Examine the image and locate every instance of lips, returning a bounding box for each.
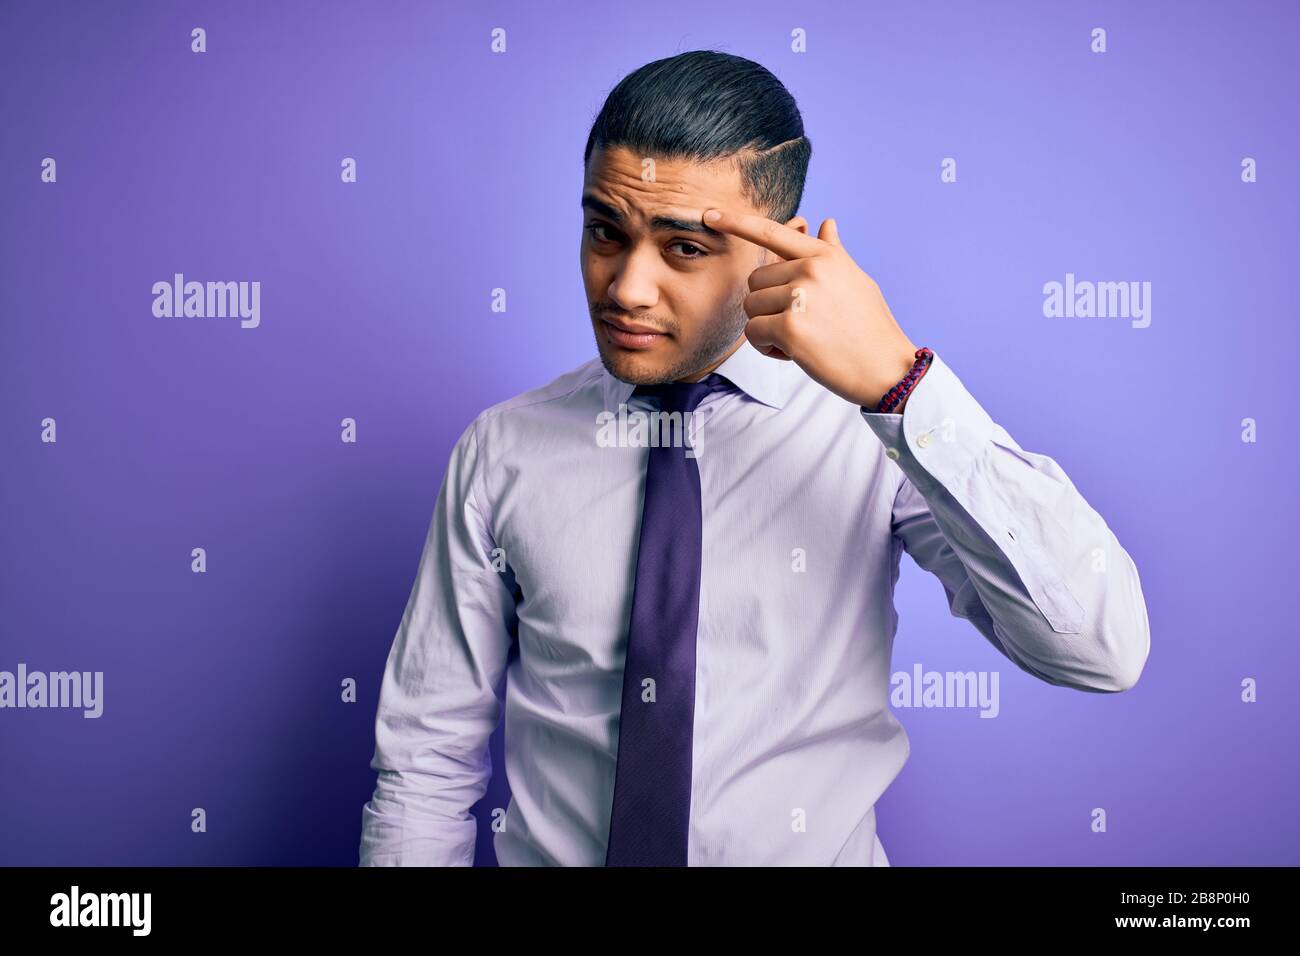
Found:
[600,317,667,350]
[601,315,665,335]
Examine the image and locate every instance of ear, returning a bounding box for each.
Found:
[784,215,810,235]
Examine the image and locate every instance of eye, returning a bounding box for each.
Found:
[669,240,707,259]
[586,222,619,244]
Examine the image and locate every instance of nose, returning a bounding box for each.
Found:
[605,245,661,313]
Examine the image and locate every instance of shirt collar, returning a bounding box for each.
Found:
[600,336,795,412]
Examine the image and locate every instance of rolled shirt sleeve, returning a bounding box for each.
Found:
[359,416,518,865]
[860,352,1150,693]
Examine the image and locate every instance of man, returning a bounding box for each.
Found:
[358,50,1150,867]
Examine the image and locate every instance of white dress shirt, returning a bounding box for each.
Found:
[358,338,1150,866]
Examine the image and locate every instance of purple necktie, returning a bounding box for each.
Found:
[605,373,733,867]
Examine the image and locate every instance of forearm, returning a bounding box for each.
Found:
[862,352,1150,691]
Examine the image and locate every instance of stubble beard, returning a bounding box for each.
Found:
[595,283,750,386]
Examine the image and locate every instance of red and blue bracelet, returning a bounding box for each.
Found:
[875,347,934,413]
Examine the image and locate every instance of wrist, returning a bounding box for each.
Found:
[870,346,934,415]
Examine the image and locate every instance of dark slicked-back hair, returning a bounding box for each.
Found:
[583,50,812,225]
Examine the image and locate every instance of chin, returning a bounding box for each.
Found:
[598,344,675,386]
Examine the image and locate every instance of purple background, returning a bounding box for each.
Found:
[1,0,1296,866]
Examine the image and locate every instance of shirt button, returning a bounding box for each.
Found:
[885,447,900,460]
[916,433,932,448]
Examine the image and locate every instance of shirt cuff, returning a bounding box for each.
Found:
[858,351,997,497]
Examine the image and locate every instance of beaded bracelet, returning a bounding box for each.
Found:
[875,347,934,414]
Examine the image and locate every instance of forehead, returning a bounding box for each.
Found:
[582,144,757,224]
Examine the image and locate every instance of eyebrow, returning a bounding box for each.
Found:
[581,193,729,241]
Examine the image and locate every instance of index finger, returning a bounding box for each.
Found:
[702,208,826,260]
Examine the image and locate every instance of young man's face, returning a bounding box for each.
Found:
[580,144,807,385]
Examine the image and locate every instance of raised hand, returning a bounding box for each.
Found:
[703,208,921,411]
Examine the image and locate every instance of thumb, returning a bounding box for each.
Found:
[818,217,842,247]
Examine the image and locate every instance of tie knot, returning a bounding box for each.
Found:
[632,373,733,413]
